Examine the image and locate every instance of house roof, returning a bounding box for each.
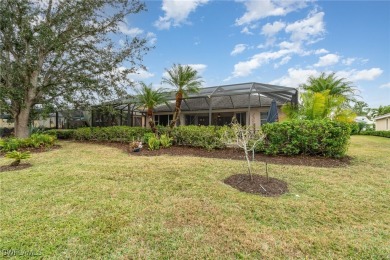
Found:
[374,113,390,120]
[102,82,298,112]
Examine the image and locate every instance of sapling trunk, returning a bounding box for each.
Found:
[10,159,21,167]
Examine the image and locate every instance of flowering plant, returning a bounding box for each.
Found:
[129,141,143,151]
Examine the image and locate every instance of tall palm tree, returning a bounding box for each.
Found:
[136,82,166,134]
[301,72,358,104]
[161,64,203,128]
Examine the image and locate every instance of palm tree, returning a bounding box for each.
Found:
[161,64,203,128]
[301,72,358,104]
[281,90,356,122]
[136,82,166,134]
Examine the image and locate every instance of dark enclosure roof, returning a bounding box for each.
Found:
[104,82,298,112]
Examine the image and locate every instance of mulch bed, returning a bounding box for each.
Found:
[84,141,351,168]
[224,174,288,197]
[0,163,32,172]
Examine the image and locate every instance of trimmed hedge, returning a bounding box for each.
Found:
[73,126,152,142]
[258,120,351,158]
[359,131,390,138]
[170,125,230,150]
[45,129,75,139]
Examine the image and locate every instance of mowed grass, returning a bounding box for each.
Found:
[0,136,389,259]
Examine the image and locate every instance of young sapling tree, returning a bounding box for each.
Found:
[225,118,265,181]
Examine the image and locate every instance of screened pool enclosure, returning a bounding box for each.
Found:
[91,82,298,128]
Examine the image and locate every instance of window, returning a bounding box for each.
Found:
[198,116,209,126]
[235,112,246,126]
[134,116,142,126]
[260,112,268,126]
[154,115,173,126]
[185,115,196,125]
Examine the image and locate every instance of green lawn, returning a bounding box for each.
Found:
[1,136,389,259]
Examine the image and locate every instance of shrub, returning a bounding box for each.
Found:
[45,129,75,139]
[160,134,173,148]
[142,132,155,144]
[349,122,360,135]
[5,151,31,166]
[28,133,56,148]
[259,120,351,158]
[359,131,390,138]
[73,126,152,142]
[171,125,230,150]
[0,134,56,152]
[148,136,160,150]
[0,127,13,138]
[1,138,23,152]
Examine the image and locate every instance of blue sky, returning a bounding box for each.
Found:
[118,0,390,108]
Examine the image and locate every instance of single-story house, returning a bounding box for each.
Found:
[374,113,390,131]
[91,82,298,129]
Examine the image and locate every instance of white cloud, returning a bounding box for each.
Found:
[270,68,320,87]
[118,23,143,37]
[380,82,390,88]
[229,49,293,78]
[336,68,383,81]
[146,32,157,45]
[342,58,356,66]
[285,11,325,44]
[241,26,254,35]
[118,39,125,47]
[314,53,340,67]
[231,44,247,56]
[128,68,155,81]
[279,41,302,52]
[314,48,329,55]
[261,21,286,37]
[274,56,291,68]
[235,0,308,26]
[271,67,383,87]
[154,0,209,30]
[188,64,207,74]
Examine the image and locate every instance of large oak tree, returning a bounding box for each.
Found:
[0,0,151,137]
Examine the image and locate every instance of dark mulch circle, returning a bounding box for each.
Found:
[224,174,288,197]
[85,141,351,168]
[0,163,32,172]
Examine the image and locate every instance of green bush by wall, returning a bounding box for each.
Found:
[170,125,230,150]
[45,129,75,139]
[259,120,351,158]
[72,126,152,142]
[359,131,390,138]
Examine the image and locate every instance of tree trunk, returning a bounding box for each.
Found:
[169,92,182,129]
[14,107,31,138]
[147,108,157,134]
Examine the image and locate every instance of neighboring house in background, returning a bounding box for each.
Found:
[374,113,390,131]
[0,111,90,130]
[354,116,374,125]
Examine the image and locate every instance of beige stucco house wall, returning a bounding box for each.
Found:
[374,113,390,131]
